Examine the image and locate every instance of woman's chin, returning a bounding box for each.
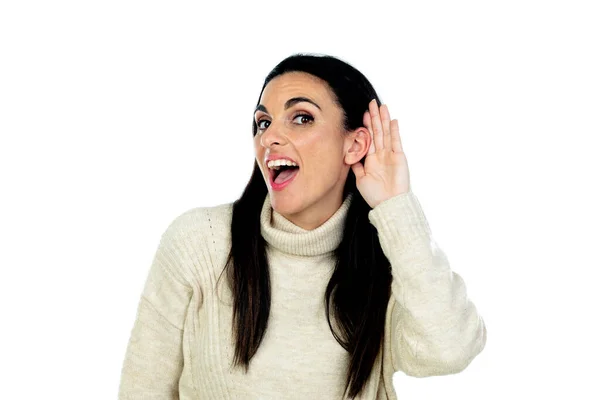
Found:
[270,193,300,212]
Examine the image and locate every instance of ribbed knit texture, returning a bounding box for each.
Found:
[118,190,487,399]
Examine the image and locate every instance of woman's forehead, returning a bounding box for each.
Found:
[262,73,329,100]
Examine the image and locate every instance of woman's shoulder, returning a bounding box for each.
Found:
[155,201,235,291]
[164,200,234,245]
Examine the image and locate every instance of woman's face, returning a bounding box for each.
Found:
[253,71,370,230]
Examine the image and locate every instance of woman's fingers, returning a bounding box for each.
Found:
[391,119,403,153]
[369,99,384,151]
[380,104,392,150]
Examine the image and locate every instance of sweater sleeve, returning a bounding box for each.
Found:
[368,190,487,377]
[118,214,194,399]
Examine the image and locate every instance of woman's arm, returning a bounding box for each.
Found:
[118,217,194,399]
[368,190,487,377]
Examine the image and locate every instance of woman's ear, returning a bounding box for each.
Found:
[344,127,371,166]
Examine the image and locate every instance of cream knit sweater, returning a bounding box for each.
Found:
[118,190,487,399]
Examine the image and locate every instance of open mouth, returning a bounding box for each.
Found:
[270,164,300,184]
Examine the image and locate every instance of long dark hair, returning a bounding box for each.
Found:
[216,53,392,399]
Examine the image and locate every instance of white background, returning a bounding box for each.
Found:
[1,0,599,398]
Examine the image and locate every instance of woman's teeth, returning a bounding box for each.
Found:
[267,159,298,169]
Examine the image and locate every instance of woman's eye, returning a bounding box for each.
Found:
[256,113,314,133]
[257,119,269,130]
[292,114,314,125]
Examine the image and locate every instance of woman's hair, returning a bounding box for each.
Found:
[216,53,391,399]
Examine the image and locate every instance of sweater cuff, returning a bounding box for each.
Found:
[367,190,432,254]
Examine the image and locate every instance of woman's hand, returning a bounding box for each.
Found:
[351,99,411,208]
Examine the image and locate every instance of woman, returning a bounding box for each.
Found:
[118,53,487,400]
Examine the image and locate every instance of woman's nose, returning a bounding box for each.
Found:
[260,120,287,148]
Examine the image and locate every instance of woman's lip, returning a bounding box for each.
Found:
[264,155,299,165]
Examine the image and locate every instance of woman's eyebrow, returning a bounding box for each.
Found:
[254,96,322,115]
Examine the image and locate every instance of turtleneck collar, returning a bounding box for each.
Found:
[259,192,354,257]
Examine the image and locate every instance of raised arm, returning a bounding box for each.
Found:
[368,190,487,377]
